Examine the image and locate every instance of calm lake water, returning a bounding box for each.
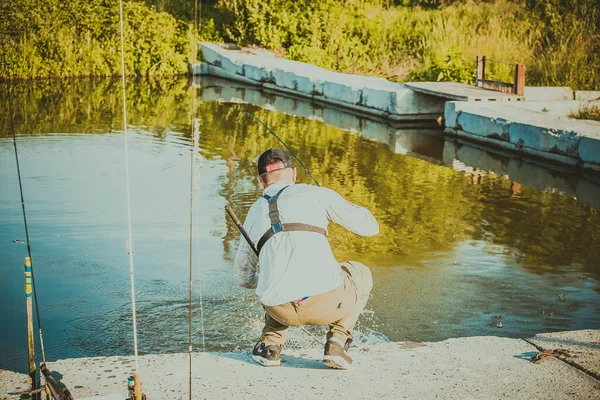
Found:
[1,77,599,373]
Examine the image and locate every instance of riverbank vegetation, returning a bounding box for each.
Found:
[0,0,191,79]
[1,0,598,90]
[570,105,600,122]
[198,0,599,89]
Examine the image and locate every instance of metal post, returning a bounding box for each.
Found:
[24,256,37,395]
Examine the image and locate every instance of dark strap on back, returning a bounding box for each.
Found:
[256,186,327,253]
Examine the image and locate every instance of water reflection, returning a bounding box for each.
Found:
[1,77,599,373]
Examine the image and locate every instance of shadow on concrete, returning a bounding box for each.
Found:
[513,351,537,361]
[218,351,329,370]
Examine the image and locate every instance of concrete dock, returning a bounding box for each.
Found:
[193,42,600,173]
[1,330,599,399]
[445,100,600,173]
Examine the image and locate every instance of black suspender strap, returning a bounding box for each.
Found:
[265,186,288,234]
[256,186,327,254]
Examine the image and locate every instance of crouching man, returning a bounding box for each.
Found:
[234,148,379,369]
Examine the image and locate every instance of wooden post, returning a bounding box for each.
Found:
[514,63,526,96]
[476,56,482,86]
[476,56,486,87]
[24,256,37,394]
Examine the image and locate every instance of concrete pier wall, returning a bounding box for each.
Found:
[444,101,600,172]
[443,139,600,209]
[194,42,600,173]
[196,42,445,122]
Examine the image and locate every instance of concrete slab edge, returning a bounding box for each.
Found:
[523,338,600,382]
[445,128,582,168]
[447,136,582,177]
[583,162,600,174]
[193,45,443,122]
[261,83,437,122]
[193,70,436,123]
[205,64,263,87]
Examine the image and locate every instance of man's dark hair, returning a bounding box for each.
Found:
[257,148,293,176]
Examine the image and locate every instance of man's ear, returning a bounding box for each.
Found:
[257,176,267,189]
[292,168,297,183]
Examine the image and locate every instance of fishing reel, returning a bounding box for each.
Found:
[127,374,147,400]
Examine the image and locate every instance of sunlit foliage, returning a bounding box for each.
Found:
[0,1,191,78]
[206,0,599,89]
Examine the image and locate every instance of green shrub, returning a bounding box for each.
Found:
[408,48,475,84]
[525,0,600,90]
[210,0,535,82]
[0,0,190,79]
[2,0,599,89]
[570,105,600,122]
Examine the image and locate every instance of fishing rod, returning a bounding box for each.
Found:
[242,112,320,187]
[226,205,258,256]
[226,113,321,254]
[5,49,48,398]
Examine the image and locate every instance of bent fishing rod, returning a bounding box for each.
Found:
[242,112,320,187]
[226,112,320,253]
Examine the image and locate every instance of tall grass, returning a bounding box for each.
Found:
[205,0,598,89]
[2,0,598,89]
[206,0,536,84]
[525,0,600,90]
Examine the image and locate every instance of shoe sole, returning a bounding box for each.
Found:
[252,354,280,367]
[322,355,350,370]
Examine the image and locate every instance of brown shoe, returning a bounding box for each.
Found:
[252,341,281,367]
[323,337,352,369]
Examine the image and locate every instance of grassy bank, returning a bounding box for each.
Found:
[201,0,533,84]
[196,0,599,89]
[1,0,598,90]
[570,105,600,122]
[0,0,191,79]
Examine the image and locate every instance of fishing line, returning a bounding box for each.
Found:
[4,44,48,373]
[187,63,195,400]
[187,1,207,397]
[118,0,140,375]
[241,112,320,186]
[187,104,195,400]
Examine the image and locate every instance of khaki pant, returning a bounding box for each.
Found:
[261,261,373,346]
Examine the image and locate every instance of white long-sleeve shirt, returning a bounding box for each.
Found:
[234,180,379,306]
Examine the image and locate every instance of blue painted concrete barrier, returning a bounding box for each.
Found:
[445,101,600,172]
[194,42,445,122]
